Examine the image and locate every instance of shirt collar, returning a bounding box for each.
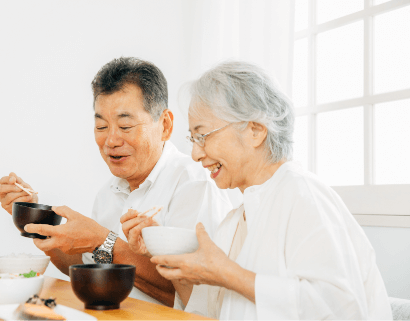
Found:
[243,161,295,230]
[144,141,176,186]
[110,141,177,195]
[243,161,294,196]
[111,176,131,195]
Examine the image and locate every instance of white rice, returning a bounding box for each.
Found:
[0,273,25,279]
[3,253,33,259]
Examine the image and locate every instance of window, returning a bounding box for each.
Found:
[292,0,410,227]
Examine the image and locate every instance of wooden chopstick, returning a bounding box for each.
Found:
[14,182,38,196]
[136,207,156,217]
[15,183,37,194]
[136,206,162,217]
[150,207,163,220]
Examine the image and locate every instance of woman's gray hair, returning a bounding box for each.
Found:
[188,61,295,163]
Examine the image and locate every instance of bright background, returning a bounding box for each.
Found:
[0,0,192,281]
[1,0,410,299]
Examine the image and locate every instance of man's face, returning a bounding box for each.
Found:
[94,84,164,183]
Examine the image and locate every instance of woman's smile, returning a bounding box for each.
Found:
[206,162,223,179]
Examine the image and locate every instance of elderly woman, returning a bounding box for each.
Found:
[121,61,392,320]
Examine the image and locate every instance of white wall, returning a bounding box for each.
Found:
[363,226,410,299]
[0,0,190,281]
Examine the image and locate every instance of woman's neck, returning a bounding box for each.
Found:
[238,159,286,193]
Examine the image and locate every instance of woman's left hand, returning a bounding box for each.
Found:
[150,223,233,287]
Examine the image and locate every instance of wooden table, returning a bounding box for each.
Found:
[41,277,212,320]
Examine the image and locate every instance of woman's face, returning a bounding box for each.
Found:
[188,104,254,191]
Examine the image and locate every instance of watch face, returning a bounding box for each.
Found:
[94,250,112,264]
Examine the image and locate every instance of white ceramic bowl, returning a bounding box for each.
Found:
[0,275,45,304]
[142,226,199,256]
[0,255,50,274]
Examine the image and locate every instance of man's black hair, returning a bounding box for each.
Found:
[91,57,168,121]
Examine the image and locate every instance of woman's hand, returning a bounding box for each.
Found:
[120,208,161,257]
[150,223,234,287]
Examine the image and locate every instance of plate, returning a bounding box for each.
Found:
[0,303,96,320]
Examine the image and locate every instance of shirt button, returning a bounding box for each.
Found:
[250,187,255,192]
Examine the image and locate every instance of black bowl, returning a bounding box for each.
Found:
[69,264,136,310]
[12,202,62,240]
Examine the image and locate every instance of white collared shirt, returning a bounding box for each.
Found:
[82,141,232,305]
[180,161,392,320]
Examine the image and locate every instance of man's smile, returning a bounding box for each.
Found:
[107,154,131,163]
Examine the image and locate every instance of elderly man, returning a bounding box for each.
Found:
[0,57,232,307]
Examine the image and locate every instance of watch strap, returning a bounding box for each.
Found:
[92,231,118,263]
[100,231,118,253]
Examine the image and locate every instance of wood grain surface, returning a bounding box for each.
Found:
[40,277,212,320]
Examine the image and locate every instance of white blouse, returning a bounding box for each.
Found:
[178,161,392,320]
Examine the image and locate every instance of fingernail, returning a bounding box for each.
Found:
[24,225,29,232]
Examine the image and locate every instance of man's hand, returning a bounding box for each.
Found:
[24,205,109,255]
[0,172,38,214]
[120,208,160,257]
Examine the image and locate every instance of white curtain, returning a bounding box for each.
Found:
[183,0,295,95]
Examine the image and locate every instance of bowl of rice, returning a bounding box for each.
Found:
[0,273,44,304]
[0,253,50,275]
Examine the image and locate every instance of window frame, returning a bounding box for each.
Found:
[293,0,410,227]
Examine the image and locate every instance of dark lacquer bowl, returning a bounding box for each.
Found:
[12,202,62,240]
[69,264,136,310]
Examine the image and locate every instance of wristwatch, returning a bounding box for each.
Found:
[92,231,118,264]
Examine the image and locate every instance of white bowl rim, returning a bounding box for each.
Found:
[142,226,196,234]
[0,275,44,282]
[0,255,50,260]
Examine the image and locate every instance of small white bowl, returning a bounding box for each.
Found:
[0,255,50,274]
[0,275,45,304]
[142,226,199,256]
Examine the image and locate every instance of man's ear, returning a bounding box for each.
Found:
[249,122,267,148]
[161,109,174,141]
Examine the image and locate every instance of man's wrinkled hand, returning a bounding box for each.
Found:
[24,205,109,255]
[0,172,38,215]
[120,208,160,257]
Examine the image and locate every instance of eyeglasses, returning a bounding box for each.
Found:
[186,123,232,148]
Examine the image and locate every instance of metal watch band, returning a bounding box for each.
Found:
[100,231,118,253]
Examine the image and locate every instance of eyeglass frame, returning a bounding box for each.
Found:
[186,123,232,147]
